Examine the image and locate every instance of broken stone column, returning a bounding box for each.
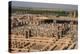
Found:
[73,11,76,18]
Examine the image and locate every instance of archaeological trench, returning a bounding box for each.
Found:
[9,5,78,52]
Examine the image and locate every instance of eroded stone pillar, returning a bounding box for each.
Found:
[73,11,76,18]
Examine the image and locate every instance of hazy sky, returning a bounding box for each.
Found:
[11,1,78,11]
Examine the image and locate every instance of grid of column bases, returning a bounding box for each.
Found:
[9,11,78,53]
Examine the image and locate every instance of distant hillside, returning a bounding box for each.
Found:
[11,1,78,11]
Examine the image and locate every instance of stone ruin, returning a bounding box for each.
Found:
[9,14,78,52]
